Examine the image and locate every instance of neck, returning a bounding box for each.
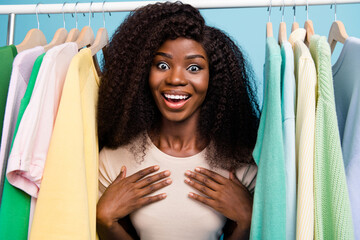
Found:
[150,111,207,157]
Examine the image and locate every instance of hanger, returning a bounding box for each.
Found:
[266,0,273,38]
[304,0,314,46]
[89,1,109,56]
[43,3,68,51]
[75,2,95,49]
[278,0,287,45]
[328,1,348,54]
[65,2,80,43]
[291,2,299,32]
[16,3,47,53]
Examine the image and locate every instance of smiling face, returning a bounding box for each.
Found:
[149,37,209,123]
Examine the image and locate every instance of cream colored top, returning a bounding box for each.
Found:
[290,28,317,240]
[99,137,257,240]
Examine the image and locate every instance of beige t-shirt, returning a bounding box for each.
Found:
[99,137,257,240]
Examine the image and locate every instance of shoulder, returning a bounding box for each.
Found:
[235,163,257,194]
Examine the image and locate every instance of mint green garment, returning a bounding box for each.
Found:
[280,41,296,240]
[0,53,45,240]
[309,35,354,240]
[0,45,17,144]
[250,37,286,240]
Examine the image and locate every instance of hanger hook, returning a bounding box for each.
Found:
[35,3,41,29]
[75,2,79,29]
[267,0,272,23]
[293,0,296,22]
[102,1,106,28]
[306,0,309,21]
[281,0,285,22]
[89,1,93,27]
[62,2,66,29]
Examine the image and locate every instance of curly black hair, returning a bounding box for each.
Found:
[97,1,260,170]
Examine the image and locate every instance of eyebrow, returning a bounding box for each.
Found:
[155,52,206,60]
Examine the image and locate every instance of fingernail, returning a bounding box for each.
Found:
[184,178,191,183]
[161,193,167,199]
[185,170,191,176]
[164,170,170,176]
[154,165,160,170]
[195,167,201,172]
[166,178,172,184]
[188,192,194,197]
[121,166,125,172]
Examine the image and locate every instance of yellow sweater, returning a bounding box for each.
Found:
[29,48,99,240]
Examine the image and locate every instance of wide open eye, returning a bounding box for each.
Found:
[157,62,170,70]
[187,65,202,72]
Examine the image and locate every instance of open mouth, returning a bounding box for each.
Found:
[161,93,191,109]
[162,93,191,103]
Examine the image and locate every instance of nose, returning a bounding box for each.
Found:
[165,66,188,86]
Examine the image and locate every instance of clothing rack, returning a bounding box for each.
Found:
[1,0,360,45]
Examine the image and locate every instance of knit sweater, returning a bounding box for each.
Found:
[310,34,354,240]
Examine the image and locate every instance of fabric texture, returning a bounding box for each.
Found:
[7,43,77,198]
[280,41,297,240]
[0,44,17,203]
[332,37,360,239]
[0,46,43,204]
[29,48,99,240]
[250,37,286,240]
[290,29,317,240]
[99,136,257,240]
[0,53,44,240]
[0,45,17,144]
[310,34,354,240]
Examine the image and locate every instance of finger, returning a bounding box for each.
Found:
[194,167,226,185]
[184,177,217,199]
[128,165,160,182]
[136,170,171,188]
[141,178,172,196]
[136,193,167,208]
[114,166,127,183]
[229,171,243,186]
[185,170,220,191]
[188,192,217,209]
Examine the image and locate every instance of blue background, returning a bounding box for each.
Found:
[1,0,360,105]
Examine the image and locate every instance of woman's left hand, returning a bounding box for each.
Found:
[184,167,253,230]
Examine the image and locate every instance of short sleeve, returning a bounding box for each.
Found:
[235,164,257,194]
[98,149,113,197]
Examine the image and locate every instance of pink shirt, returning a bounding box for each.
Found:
[6,43,78,197]
[0,46,44,194]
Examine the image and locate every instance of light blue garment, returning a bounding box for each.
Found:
[332,36,360,240]
[280,41,296,240]
[251,37,286,240]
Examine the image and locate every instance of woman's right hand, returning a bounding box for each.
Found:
[97,165,172,229]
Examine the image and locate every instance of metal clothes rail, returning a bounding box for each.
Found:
[1,0,360,44]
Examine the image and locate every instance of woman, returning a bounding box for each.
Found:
[96,2,260,239]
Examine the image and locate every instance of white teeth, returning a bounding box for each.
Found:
[164,94,189,100]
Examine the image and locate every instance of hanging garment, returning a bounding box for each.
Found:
[0,53,44,240]
[251,36,286,240]
[29,48,99,240]
[280,40,297,240]
[0,45,17,144]
[331,36,360,240]
[310,34,354,240]
[6,43,78,198]
[289,28,317,240]
[0,46,44,205]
